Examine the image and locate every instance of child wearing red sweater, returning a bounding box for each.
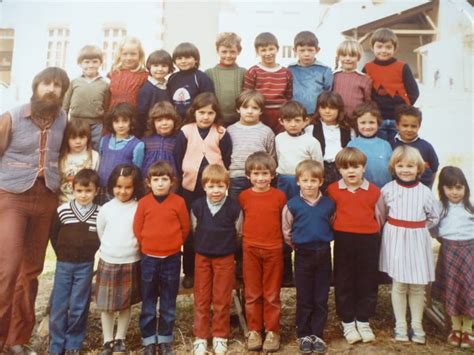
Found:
[327,147,383,345]
[133,161,190,355]
[239,152,287,352]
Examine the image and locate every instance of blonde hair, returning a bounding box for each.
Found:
[295,160,324,180]
[77,45,103,64]
[111,36,146,73]
[201,164,230,187]
[389,146,425,177]
[215,32,242,52]
[336,39,363,69]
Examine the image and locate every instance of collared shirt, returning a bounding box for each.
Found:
[74,200,94,216]
[394,133,419,144]
[82,74,102,83]
[206,196,227,216]
[337,178,370,193]
[148,76,167,90]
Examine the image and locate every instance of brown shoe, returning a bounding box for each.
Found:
[461,332,474,348]
[246,330,262,351]
[447,330,461,346]
[263,331,280,352]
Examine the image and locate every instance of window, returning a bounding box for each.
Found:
[46,26,69,68]
[102,25,127,71]
[0,28,14,85]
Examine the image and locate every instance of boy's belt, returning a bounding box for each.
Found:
[387,216,426,228]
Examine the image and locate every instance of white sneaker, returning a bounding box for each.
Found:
[341,321,362,344]
[356,321,375,343]
[193,338,208,355]
[212,337,228,355]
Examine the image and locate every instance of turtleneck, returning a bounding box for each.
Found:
[395,177,419,188]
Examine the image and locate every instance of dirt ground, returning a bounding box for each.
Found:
[26,245,471,355]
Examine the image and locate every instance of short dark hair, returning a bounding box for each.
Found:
[146,49,174,73]
[254,32,279,50]
[105,103,138,136]
[313,91,349,129]
[186,92,223,127]
[147,160,176,181]
[147,101,180,135]
[293,31,319,48]
[352,102,383,128]
[173,42,200,68]
[280,100,307,120]
[335,147,367,169]
[370,27,398,49]
[235,90,265,111]
[77,45,103,64]
[32,67,70,99]
[245,151,277,176]
[73,168,100,189]
[107,164,144,200]
[395,104,422,124]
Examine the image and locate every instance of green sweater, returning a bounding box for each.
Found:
[205,65,246,126]
[62,76,110,124]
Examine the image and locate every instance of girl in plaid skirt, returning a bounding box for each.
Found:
[432,166,474,349]
[96,164,144,354]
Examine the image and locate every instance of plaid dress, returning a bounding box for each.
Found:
[95,259,141,311]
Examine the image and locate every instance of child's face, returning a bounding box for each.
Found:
[204,181,228,203]
[175,56,197,71]
[238,99,262,126]
[295,45,319,66]
[121,43,140,70]
[279,116,308,136]
[80,58,102,79]
[150,64,170,81]
[443,184,466,204]
[148,175,172,196]
[195,104,217,129]
[297,171,322,199]
[217,45,240,66]
[113,116,131,139]
[318,106,338,125]
[248,169,273,192]
[339,164,365,189]
[339,53,359,72]
[73,182,98,206]
[396,114,420,142]
[394,159,418,182]
[356,112,379,138]
[256,45,278,68]
[113,176,134,202]
[153,117,175,136]
[372,41,396,62]
[68,135,88,154]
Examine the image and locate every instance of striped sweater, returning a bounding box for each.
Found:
[49,201,100,262]
[243,64,292,108]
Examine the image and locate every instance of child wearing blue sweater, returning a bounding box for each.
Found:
[347,102,392,188]
[282,160,335,354]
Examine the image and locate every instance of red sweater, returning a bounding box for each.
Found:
[133,193,190,256]
[327,180,381,234]
[239,187,287,249]
[108,69,148,109]
[243,65,292,107]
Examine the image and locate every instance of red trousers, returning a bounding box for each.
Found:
[0,180,57,348]
[262,107,284,135]
[193,253,235,338]
[243,244,283,333]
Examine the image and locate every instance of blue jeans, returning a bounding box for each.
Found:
[140,253,181,345]
[90,122,103,151]
[277,175,300,200]
[49,261,94,353]
[229,177,251,199]
[294,246,331,338]
[377,119,397,142]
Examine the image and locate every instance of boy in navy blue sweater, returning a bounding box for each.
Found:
[190,164,242,355]
[282,160,334,354]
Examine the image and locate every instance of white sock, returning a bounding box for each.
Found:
[408,284,425,334]
[101,311,115,343]
[116,308,132,340]
[391,281,408,332]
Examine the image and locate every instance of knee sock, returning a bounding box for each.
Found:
[101,311,115,343]
[408,284,425,334]
[461,316,473,333]
[391,281,408,332]
[116,308,132,340]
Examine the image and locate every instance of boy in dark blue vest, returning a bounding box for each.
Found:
[190,164,242,355]
[282,160,335,354]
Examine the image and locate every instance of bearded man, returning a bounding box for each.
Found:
[0,67,70,354]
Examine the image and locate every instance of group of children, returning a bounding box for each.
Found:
[48,26,473,355]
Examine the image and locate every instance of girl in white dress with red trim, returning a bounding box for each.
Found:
[379,146,440,345]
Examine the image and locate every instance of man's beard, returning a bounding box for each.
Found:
[31,92,62,120]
